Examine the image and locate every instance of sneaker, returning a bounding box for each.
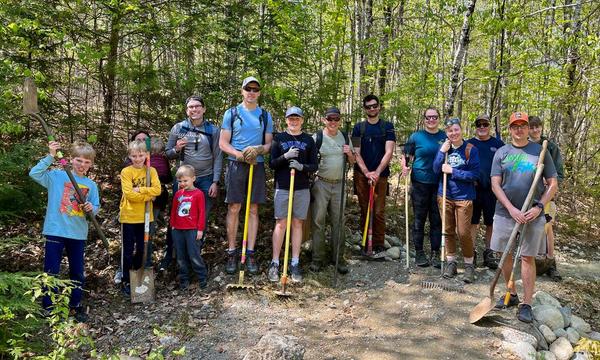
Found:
[431,250,441,269]
[114,270,123,284]
[483,249,498,270]
[69,307,88,323]
[159,258,171,272]
[415,250,430,267]
[495,293,520,309]
[546,258,562,281]
[121,283,131,297]
[443,261,458,278]
[517,303,534,323]
[246,252,259,275]
[268,262,279,282]
[309,262,322,272]
[463,264,475,283]
[225,250,237,275]
[290,264,303,283]
[179,281,190,290]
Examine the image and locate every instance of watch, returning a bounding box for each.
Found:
[534,202,544,209]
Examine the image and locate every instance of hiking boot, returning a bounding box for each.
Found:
[495,293,519,309]
[431,250,441,269]
[225,250,237,275]
[415,250,430,267]
[246,252,259,275]
[546,258,562,281]
[290,264,303,283]
[69,307,88,323]
[121,283,131,297]
[463,263,475,284]
[268,262,279,282]
[483,249,498,270]
[517,303,534,323]
[309,262,322,272]
[443,261,458,279]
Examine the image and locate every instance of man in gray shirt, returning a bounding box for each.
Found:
[166,95,223,219]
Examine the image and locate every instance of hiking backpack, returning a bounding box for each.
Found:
[229,105,269,145]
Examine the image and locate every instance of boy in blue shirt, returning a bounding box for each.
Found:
[29,141,100,323]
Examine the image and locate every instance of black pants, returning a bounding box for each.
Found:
[411,180,442,252]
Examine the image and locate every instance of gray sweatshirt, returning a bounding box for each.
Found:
[165,118,223,183]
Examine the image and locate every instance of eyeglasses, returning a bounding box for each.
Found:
[425,115,439,121]
[364,104,379,110]
[510,124,528,130]
[244,87,260,93]
[445,118,461,127]
[326,117,341,122]
[187,104,203,109]
[476,122,490,128]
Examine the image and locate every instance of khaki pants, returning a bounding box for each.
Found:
[437,197,474,258]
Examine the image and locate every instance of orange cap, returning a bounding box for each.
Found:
[509,112,529,126]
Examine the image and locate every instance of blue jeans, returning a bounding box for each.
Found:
[411,180,442,252]
[172,229,207,285]
[43,235,85,310]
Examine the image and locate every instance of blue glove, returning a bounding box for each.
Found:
[289,160,304,171]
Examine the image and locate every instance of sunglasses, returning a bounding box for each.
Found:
[445,118,461,127]
[244,87,260,93]
[364,104,379,110]
[425,115,439,120]
[476,122,490,128]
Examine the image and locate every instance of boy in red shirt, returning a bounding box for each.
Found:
[170,165,207,290]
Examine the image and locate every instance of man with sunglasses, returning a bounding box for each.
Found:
[219,77,274,275]
[467,114,504,270]
[310,107,355,273]
[402,107,447,268]
[352,95,396,257]
[490,112,557,323]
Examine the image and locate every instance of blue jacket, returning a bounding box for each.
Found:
[432,142,480,200]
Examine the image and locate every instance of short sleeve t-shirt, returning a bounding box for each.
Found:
[467,136,504,188]
[352,120,396,177]
[490,141,557,218]
[221,104,274,162]
[405,130,447,184]
[313,131,347,180]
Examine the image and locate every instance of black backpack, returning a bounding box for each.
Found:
[177,120,215,161]
[229,105,269,145]
[315,129,350,164]
[358,119,387,140]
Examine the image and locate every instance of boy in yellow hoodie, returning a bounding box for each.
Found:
[119,139,161,295]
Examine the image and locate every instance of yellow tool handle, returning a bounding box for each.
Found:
[241,164,254,263]
[281,169,295,282]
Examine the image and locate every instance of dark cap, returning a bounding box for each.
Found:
[474,114,490,126]
[324,107,341,117]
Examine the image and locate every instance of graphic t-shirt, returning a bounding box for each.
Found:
[170,188,205,231]
[432,142,480,200]
[490,142,557,218]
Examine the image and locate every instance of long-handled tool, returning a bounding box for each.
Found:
[23,78,110,253]
[503,223,528,306]
[333,122,351,287]
[440,153,448,275]
[361,182,376,256]
[227,164,255,290]
[470,140,548,323]
[275,168,296,297]
[130,137,155,303]
[404,154,412,269]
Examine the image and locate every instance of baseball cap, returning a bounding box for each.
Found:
[474,114,490,126]
[324,106,341,117]
[285,106,304,118]
[509,112,529,126]
[242,76,260,89]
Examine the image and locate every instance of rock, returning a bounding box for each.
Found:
[502,328,538,348]
[385,235,402,247]
[549,337,573,360]
[554,328,567,338]
[571,351,590,360]
[353,245,362,252]
[214,276,222,283]
[570,316,591,335]
[386,246,401,259]
[384,240,391,249]
[533,291,562,308]
[503,341,537,360]
[159,336,179,346]
[533,305,565,331]
[585,331,600,341]
[566,327,581,345]
[119,357,142,360]
[559,307,572,328]
[539,324,557,343]
[536,351,556,360]
[243,331,305,360]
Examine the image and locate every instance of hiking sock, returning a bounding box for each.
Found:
[291,258,299,266]
[271,260,280,266]
[446,255,456,263]
[464,257,474,264]
[246,249,255,256]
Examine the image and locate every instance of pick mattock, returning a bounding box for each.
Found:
[130,137,155,303]
[332,121,351,287]
[23,78,110,255]
[440,152,448,275]
[469,140,548,324]
[275,168,296,297]
[503,223,528,307]
[227,164,256,290]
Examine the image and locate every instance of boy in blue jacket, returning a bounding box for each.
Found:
[29,141,100,323]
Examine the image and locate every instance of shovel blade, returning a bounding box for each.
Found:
[23,78,39,115]
[469,296,494,324]
[129,268,155,303]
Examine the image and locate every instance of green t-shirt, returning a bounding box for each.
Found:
[313,131,347,180]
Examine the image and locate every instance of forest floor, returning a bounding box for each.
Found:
[2,185,599,359]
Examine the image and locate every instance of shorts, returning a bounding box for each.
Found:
[490,215,546,257]
[471,186,496,225]
[225,161,267,204]
[274,188,310,220]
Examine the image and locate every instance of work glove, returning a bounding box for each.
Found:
[235,154,246,163]
[283,147,299,160]
[242,146,258,164]
[289,160,304,171]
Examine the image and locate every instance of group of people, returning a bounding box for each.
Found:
[31,76,564,325]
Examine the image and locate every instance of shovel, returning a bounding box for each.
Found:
[130,137,155,303]
[275,168,296,297]
[23,78,111,255]
[503,224,528,306]
[469,140,548,323]
[226,164,255,290]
